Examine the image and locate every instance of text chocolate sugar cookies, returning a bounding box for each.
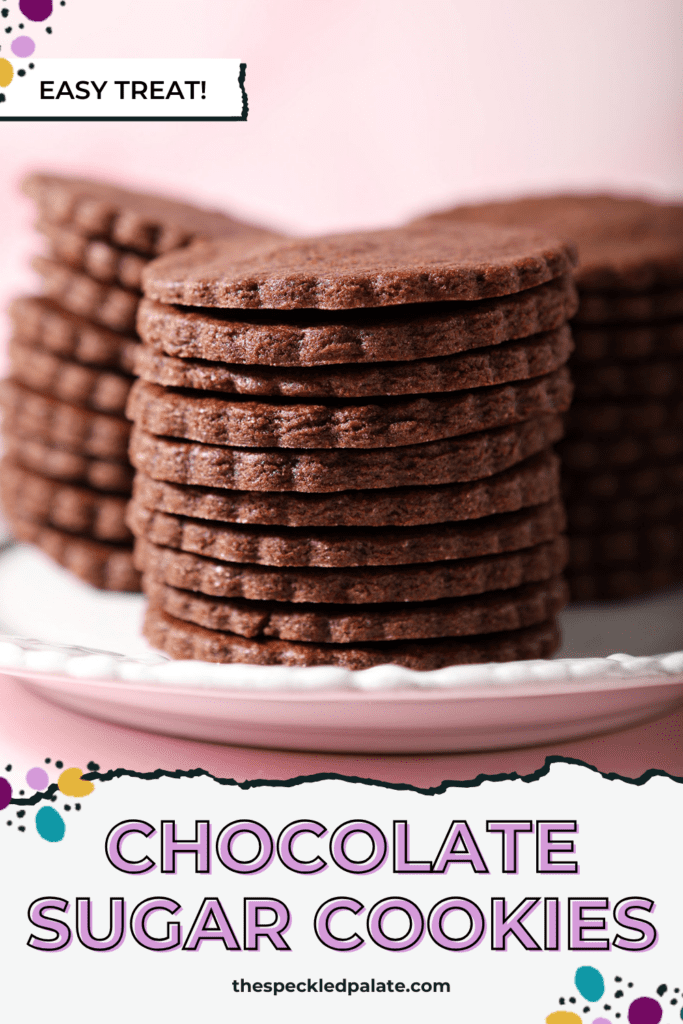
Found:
[130,222,576,665]
[415,195,683,600]
[1,173,282,590]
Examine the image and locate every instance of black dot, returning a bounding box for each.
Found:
[676,989,680,994]
[671,1000,678,1006]
[0,93,5,103]
[45,26,51,33]
[0,8,7,16]
[604,1006,611,1012]
[559,999,565,1005]
[615,977,622,983]
[657,985,668,997]
[87,762,99,772]
[19,790,24,795]
[45,758,51,764]
[16,810,25,818]
[5,26,11,33]
[628,983,634,988]
[6,820,11,825]
[18,68,25,76]
[75,803,81,811]
[18,22,23,27]
[5,764,11,771]
[18,826,25,832]
[616,1016,621,1020]
[615,991,624,999]
[64,804,71,811]
[569,998,576,1004]
[28,62,34,68]
[50,795,57,802]
[55,761,63,769]
[584,1008,590,1014]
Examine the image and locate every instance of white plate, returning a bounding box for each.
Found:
[1,543,683,753]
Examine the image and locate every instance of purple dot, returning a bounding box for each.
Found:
[11,34,34,56]
[0,777,11,810]
[628,998,662,1024]
[19,0,52,21]
[26,767,49,790]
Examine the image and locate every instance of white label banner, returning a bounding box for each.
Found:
[0,762,681,1023]
[0,58,246,119]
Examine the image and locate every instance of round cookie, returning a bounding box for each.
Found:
[129,413,564,493]
[573,356,683,401]
[1,460,132,542]
[6,513,140,591]
[8,296,139,373]
[1,431,133,494]
[136,274,578,366]
[143,572,568,643]
[566,493,683,531]
[141,221,577,310]
[127,498,565,568]
[575,288,683,326]
[9,337,133,414]
[566,399,683,437]
[127,367,572,450]
[144,607,562,668]
[568,563,683,602]
[32,256,139,333]
[132,449,561,528]
[0,380,130,461]
[415,194,683,291]
[24,171,282,256]
[135,535,567,604]
[560,433,683,473]
[563,462,683,502]
[569,524,683,569]
[39,219,148,291]
[572,321,683,363]
[134,325,572,399]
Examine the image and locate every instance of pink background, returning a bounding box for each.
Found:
[0,0,681,358]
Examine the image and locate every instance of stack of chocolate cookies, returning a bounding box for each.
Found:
[1,173,278,590]
[415,196,683,600]
[127,222,577,667]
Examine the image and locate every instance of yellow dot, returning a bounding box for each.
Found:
[546,1013,583,1024]
[0,59,14,89]
[58,767,95,798]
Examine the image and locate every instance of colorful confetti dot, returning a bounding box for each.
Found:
[0,777,12,809]
[0,57,13,87]
[576,968,606,1003]
[593,1019,612,1024]
[19,0,52,20]
[11,34,34,56]
[26,766,49,790]
[35,805,65,843]
[57,767,94,798]
[628,998,662,1024]
[547,1014,583,1024]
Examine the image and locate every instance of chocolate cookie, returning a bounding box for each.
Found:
[416,194,683,291]
[560,433,683,472]
[566,399,683,437]
[572,321,683,363]
[32,256,139,333]
[1,460,131,541]
[142,571,567,644]
[127,498,565,568]
[144,607,561,668]
[132,449,560,528]
[127,367,572,450]
[0,380,131,461]
[23,172,282,256]
[1,431,134,493]
[569,524,682,569]
[562,462,683,501]
[568,563,683,602]
[6,513,140,591]
[135,535,567,604]
[39,220,148,290]
[129,413,564,492]
[575,288,683,326]
[136,274,578,366]
[566,493,683,531]
[572,357,683,400]
[8,337,133,414]
[134,325,573,399]
[142,221,577,310]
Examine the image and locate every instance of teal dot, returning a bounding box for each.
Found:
[575,966,605,1002]
[36,806,65,842]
